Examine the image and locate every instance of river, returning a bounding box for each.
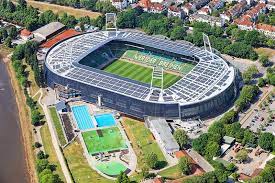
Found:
[0,59,29,183]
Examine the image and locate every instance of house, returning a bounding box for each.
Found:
[190,13,225,26]
[20,29,33,40]
[138,0,164,13]
[208,0,225,10]
[221,0,248,21]
[245,2,266,21]
[168,5,184,19]
[234,15,254,30]
[150,2,165,13]
[198,6,211,15]
[111,0,128,9]
[255,23,275,38]
[183,3,196,15]
[55,101,67,113]
[193,0,210,9]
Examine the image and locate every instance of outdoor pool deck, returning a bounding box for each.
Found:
[94,113,116,127]
[71,105,95,130]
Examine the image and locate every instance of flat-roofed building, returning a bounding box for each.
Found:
[146,117,180,154]
[33,22,65,41]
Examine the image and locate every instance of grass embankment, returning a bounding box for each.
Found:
[104,59,181,88]
[1,46,37,183]
[26,0,101,18]
[158,165,182,179]
[63,140,113,183]
[40,125,66,181]
[255,47,275,59]
[25,64,40,97]
[49,107,67,146]
[121,118,166,170]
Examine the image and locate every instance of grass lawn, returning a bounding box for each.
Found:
[41,124,65,182]
[96,162,127,176]
[25,64,40,96]
[49,107,67,146]
[158,165,183,179]
[104,59,181,88]
[26,0,101,18]
[121,118,166,170]
[82,127,127,154]
[255,47,275,58]
[63,140,113,183]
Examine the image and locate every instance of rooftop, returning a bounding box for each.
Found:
[20,29,32,36]
[148,118,179,152]
[33,22,65,39]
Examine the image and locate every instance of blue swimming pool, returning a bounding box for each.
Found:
[71,105,94,130]
[94,113,116,127]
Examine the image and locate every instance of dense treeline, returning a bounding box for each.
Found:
[0,0,105,30]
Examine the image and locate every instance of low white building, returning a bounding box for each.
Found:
[146,117,180,155]
[255,23,275,38]
[111,0,128,9]
[190,13,225,27]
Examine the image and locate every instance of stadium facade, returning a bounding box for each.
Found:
[45,31,238,119]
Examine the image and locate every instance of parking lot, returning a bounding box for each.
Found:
[242,96,275,135]
[222,143,269,176]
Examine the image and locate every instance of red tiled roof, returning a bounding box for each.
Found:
[41,29,80,48]
[184,3,193,10]
[256,23,275,32]
[151,3,164,11]
[234,17,253,27]
[20,29,32,37]
[139,0,151,8]
[169,5,181,12]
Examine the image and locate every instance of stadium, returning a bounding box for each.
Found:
[44,31,238,119]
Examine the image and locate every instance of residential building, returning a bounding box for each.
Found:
[190,13,225,26]
[255,23,275,38]
[198,6,211,15]
[138,0,165,13]
[183,3,196,15]
[220,0,248,21]
[111,0,128,9]
[234,15,254,30]
[245,2,266,21]
[193,0,211,9]
[208,0,225,10]
[168,5,184,19]
[20,29,33,40]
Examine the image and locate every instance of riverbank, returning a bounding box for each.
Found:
[0,48,37,183]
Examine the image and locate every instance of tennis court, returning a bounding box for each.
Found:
[82,127,127,154]
[94,113,116,127]
[96,161,128,176]
[71,105,94,130]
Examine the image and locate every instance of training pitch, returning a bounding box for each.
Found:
[82,127,127,155]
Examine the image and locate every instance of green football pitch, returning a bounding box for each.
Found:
[82,127,127,155]
[104,59,182,88]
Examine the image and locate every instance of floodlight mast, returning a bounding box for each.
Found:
[105,13,118,36]
[203,33,213,53]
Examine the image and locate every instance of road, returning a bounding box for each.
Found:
[38,89,73,183]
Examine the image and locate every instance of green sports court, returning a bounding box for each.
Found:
[82,127,127,155]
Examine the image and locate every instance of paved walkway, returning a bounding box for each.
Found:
[38,89,73,183]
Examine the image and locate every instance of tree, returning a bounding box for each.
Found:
[37,150,47,159]
[4,37,12,48]
[259,132,274,151]
[36,159,49,173]
[34,142,42,148]
[242,129,257,146]
[8,26,17,39]
[173,129,188,149]
[208,122,225,139]
[219,109,238,124]
[192,133,209,155]
[205,141,220,159]
[31,109,41,126]
[236,149,248,163]
[258,78,266,87]
[146,152,158,169]
[116,172,130,183]
[259,55,269,67]
[178,157,191,175]
[170,26,186,40]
